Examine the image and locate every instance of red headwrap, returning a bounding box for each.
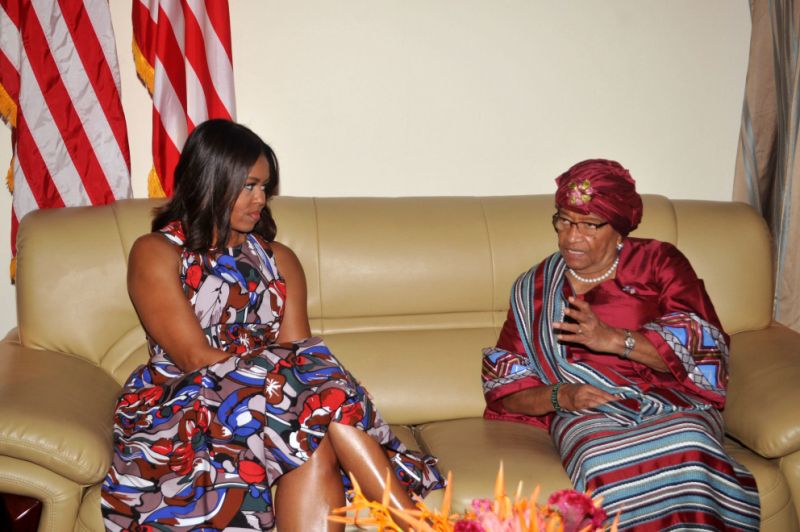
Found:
[554,159,643,236]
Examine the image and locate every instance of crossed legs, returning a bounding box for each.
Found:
[274,421,416,531]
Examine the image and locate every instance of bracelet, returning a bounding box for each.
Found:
[551,382,564,414]
[622,329,635,359]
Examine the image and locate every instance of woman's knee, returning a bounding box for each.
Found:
[327,421,348,438]
[308,432,341,472]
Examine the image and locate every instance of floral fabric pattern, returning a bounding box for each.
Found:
[101,222,444,531]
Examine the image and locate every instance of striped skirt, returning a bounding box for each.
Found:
[550,408,760,531]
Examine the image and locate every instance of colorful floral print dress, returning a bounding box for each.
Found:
[101,222,445,531]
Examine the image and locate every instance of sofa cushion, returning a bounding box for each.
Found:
[724,438,799,531]
[15,205,141,366]
[672,201,773,334]
[279,195,679,335]
[416,418,571,511]
[725,325,800,458]
[324,328,495,425]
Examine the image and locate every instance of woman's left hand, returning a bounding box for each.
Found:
[553,296,669,371]
[553,296,619,354]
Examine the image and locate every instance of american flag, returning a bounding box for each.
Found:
[132,0,235,197]
[0,0,131,274]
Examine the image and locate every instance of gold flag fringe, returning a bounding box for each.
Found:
[133,39,166,198]
[1,82,18,282]
[147,167,166,198]
[0,82,17,128]
[5,160,13,194]
[132,38,154,95]
[1,82,17,195]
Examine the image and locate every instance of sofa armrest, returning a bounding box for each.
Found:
[0,340,121,484]
[723,324,800,459]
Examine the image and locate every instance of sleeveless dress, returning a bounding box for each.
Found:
[101,222,445,531]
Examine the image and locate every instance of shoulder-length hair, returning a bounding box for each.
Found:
[152,119,280,251]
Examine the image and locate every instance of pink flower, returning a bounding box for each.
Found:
[469,499,524,532]
[453,520,486,532]
[547,489,608,531]
[470,498,493,513]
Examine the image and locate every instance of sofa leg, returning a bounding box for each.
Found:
[0,493,42,532]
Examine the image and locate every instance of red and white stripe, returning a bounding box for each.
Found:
[0,0,131,260]
[133,0,235,197]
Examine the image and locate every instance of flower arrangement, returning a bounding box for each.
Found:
[329,464,618,532]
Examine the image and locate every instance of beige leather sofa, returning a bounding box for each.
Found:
[1,195,799,531]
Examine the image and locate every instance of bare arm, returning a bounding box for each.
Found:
[271,241,312,344]
[502,385,553,416]
[128,233,229,372]
[609,328,666,370]
[493,305,618,416]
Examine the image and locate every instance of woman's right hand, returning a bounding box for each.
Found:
[502,382,615,416]
[557,383,617,411]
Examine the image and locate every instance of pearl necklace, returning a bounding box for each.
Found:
[568,256,619,284]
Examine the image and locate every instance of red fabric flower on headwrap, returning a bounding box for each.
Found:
[554,158,643,236]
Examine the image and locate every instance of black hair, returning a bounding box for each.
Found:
[152,119,280,251]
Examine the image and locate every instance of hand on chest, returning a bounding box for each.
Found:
[574,281,660,330]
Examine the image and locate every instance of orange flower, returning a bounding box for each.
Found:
[329,464,620,532]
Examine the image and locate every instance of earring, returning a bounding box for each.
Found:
[616,242,623,251]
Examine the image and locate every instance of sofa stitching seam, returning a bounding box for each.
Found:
[478,198,497,328]
[0,440,106,483]
[311,197,325,334]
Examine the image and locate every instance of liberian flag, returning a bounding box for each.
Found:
[132,0,235,197]
[0,0,131,276]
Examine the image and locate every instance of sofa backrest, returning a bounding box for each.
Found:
[14,195,773,424]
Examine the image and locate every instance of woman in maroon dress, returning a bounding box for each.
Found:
[482,159,760,531]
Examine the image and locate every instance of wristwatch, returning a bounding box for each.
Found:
[622,329,635,359]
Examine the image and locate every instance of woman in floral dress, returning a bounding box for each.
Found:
[101,119,444,531]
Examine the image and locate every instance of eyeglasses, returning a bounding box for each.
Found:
[551,213,610,236]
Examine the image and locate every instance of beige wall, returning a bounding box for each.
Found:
[0,1,750,334]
